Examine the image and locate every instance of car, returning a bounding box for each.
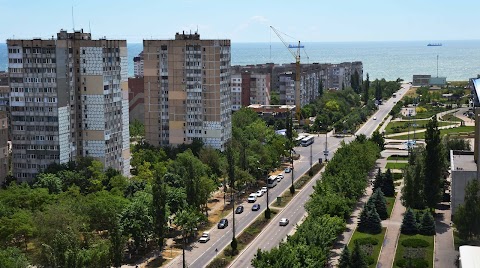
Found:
[279,218,289,226]
[373,116,377,120]
[199,232,210,243]
[217,218,228,229]
[256,190,264,197]
[276,174,284,182]
[261,186,267,194]
[285,167,291,173]
[235,205,244,214]
[248,193,257,203]
[252,203,261,211]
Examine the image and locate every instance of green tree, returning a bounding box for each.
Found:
[370,130,385,151]
[350,241,368,268]
[372,168,384,193]
[152,167,168,249]
[270,91,280,105]
[363,73,370,104]
[110,218,125,268]
[33,173,62,194]
[0,247,29,268]
[401,208,418,235]
[318,79,324,97]
[424,117,445,211]
[382,168,395,197]
[0,210,35,250]
[402,148,425,209]
[339,246,351,268]
[129,119,145,138]
[372,189,389,220]
[454,179,480,240]
[419,211,436,236]
[120,191,153,252]
[367,204,383,234]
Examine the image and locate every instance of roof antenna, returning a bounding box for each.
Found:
[89,21,91,34]
[196,25,198,34]
[71,6,75,31]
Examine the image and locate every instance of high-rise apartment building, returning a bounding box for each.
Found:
[230,71,271,111]
[7,29,130,181]
[143,32,231,150]
[133,52,144,77]
[0,72,9,183]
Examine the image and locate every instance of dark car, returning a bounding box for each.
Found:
[235,205,244,214]
[252,204,261,211]
[217,218,228,229]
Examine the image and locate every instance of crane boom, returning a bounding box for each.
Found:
[270,26,302,122]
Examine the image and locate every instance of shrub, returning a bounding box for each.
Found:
[355,237,379,246]
[396,258,429,268]
[401,238,430,248]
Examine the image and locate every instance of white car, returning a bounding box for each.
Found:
[256,190,264,197]
[279,218,289,226]
[199,232,210,243]
[373,116,377,120]
[276,174,284,182]
[261,186,267,194]
[248,193,257,203]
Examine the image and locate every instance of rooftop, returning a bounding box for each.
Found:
[451,150,476,172]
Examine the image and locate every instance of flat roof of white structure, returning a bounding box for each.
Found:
[460,245,480,268]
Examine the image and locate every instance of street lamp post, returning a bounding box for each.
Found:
[290,148,295,195]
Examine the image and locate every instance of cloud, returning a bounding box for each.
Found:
[235,15,269,32]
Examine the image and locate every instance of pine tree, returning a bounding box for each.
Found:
[419,211,436,235]
[373,189,389,220]
[357,203,369,233]
[401,208,418,235]
[368,205,383,234]
[373,168,384,193]
[363,73,370,104]
[339,246,351,268]
[350,241,368,268]
[382,168,395,197]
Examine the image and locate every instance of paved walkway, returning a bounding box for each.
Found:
[434,202,458,267]
[377,180,406,268]
[385,123,460,138]
[378,115,393,134]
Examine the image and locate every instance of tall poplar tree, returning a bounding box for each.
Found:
[424,117,444,211]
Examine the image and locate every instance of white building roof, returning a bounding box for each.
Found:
[460,245,480,268]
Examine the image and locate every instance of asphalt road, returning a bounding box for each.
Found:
[228,83,411,268]
[166,84,411,268]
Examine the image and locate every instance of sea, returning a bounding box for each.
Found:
[1,40,480,82]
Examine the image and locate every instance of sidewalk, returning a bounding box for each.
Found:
[434,202,458,268]
[377,180,406,268]
[378,115,393,134]
[328,164,377,267]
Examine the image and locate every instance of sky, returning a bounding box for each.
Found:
[1,0,479,43]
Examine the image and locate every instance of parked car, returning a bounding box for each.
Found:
[252,204,261,211]
[218,218,228,229]
[261,186,267,194]
[199,232,210,243]
[256,190,264,197]
[248,193,257,203]
[279,218,289,226]
[276,174,284,182]
[285,167,291,173]
[235,205,244,214]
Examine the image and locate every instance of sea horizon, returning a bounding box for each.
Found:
[1,39,480,82]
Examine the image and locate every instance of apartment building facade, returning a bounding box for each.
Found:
[230,70,270,111]
[0,72,9,183]
[232,61,363,109]
[143,32,231,151]
[133,52,144,77]
[7,29,130,181]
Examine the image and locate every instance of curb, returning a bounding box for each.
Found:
[376,226,389,267]
[391,230,401,268]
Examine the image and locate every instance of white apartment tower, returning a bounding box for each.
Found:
[7,30,130,181]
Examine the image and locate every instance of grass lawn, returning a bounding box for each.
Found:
[392,126,475,140]
[400,106,448,119]
[348,228,387,268]
[394,234,434,268]
[384,120,453,135]
[386,197,395,218]
[385,162,408,170]
[440,113,464,123]
[392,173,403,181]
[387,155,408,161]
[453,231,480,250]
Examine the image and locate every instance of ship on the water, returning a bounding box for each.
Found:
[427,43,442,46]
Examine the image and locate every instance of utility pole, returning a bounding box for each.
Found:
[182,231,186,268]
[266,173,270,215]
[309,138,313,173]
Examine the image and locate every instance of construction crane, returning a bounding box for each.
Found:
[270,25,303,122]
